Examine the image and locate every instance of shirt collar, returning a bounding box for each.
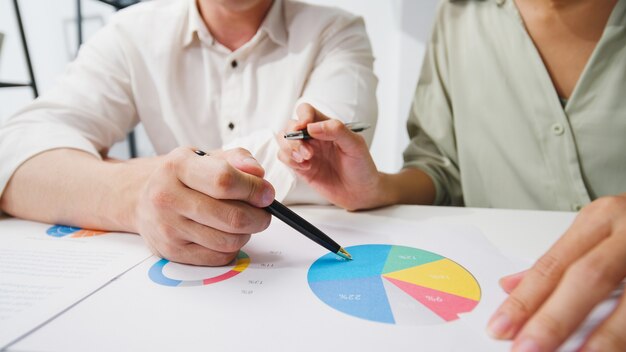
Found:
[183,0,287,48]
[260,0,288,47]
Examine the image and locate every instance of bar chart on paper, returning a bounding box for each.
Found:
[308,244,481,325]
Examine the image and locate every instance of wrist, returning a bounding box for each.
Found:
[103,159,156,233]
[373,168,436,207]
[344,172,396,211]
[372,172,402,208]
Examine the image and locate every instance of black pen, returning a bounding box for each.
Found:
[194,149,352,260]
[284,121,371,140]
[265,200,352,260]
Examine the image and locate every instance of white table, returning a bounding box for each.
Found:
[4,205,577,352]
[363,205,575,262]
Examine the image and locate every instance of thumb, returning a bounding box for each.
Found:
[294,103,329,130]
[306,119,368,156]
[220,148,266,179]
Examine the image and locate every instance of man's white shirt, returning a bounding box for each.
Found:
[0,0,377,203]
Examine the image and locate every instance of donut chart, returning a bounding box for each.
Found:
[46,225,108,238]
[308,244,481,325]
[148,251,250,287]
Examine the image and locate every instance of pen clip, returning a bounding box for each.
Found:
[283,121,370,140]
[344,121,371,133]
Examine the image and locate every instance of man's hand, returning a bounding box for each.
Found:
[136,147,274,266]
[277,103,382,211]
[487,194,626,351]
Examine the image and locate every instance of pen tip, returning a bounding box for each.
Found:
[337,248,353,260]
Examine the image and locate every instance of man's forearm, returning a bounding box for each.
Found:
[0,149,157,232]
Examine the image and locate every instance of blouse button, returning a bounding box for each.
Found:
[551,123,565,136]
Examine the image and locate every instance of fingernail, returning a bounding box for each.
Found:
[515,338,541,352]
[292,150,303,162]
[487,313,512,339]
[299,146,310,159]
[242,157,259,167]
[262,186,274,205]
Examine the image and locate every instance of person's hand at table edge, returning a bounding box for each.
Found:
[487,193,626,351]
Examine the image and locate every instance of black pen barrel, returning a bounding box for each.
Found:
[265,200,340,253]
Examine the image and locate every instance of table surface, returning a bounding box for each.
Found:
[3,204,578,351]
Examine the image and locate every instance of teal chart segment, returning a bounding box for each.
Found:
[307,244,481,325]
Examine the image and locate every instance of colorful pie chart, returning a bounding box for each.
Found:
[148,251,250,287]
[308,244,481,325]
[46,225,108,238]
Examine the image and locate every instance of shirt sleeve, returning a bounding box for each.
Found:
[0,19,138,198]
[225,13,378,204]
[402,5,463,206]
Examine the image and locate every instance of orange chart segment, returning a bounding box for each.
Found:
[383,258,481,301]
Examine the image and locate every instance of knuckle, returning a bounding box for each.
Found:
[587,196,626,216]
[590,325,626,351]
[247,180,260,203]
[150,190,175,210]
[532,253,564,282]
[156,223,178,242]
[565,258,610,289]
[259,213,272,231]
[327,119,343,133]
[187,199,202,220]
[531,312,567,340]
[597,196,624,209]
[238,233,252,247]
[158,242,180,261]
[222,234,249,253]
[210,251,238,266]
[503,293,532,317]
[161,149,187,174]
[169,147,188,164]
[161,157,178,174]
[226,207,251,231]
[213,165,235,191]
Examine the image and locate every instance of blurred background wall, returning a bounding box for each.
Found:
[0,0,437,172]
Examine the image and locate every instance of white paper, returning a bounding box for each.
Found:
[0,219,152,349]
[11,211,517,352]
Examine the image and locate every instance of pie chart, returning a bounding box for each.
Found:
[307,244,481,325]
[46,225,108,238]
[148,251,250,287]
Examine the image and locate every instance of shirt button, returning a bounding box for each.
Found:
[495,0,505,5]
[231,60,238,69]
[572,204,583,211]
[551,123,565,136]
[228,122,235,130]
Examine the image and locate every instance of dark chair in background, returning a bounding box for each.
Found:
[0,0,38,98]
[1,0,141,157]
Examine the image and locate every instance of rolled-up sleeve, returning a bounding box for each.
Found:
[0,21,138,197]
[294,15,378,145]
[227,12,378,204]
[402,6,463,206]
